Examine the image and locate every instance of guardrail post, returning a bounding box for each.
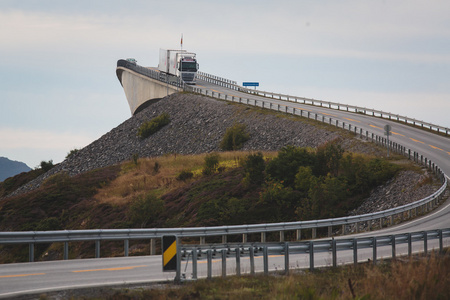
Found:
[221,249,226,278]
[280,231,284,242]
[222,235,227,244]
[423,231,428,255]
[284,242,290,275]
[150,239,156,255]
[193,248,198,280]
[242,233,247,243]
[261,232,266,243]
[353,239,358,266]
[29,243,34,262]
[95,240,100,258]
[64,242,69,260]
[332,238,337,267]
[309,241,314,271]
[328,226,332,237]
[235,247,241,276]
[249,246,255,275]
[296,229,301,241]
[407,233,412,257]
[372,237,377,265]
[391,235,396,259]
[312,228,317,239]
[263,246,269,275]
[207,250,212,279]
[200,236,206,245]
[124,240,129,257]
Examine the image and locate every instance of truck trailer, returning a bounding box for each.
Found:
[158,49,199,84]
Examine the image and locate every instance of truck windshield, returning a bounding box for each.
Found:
[180,62,197,72]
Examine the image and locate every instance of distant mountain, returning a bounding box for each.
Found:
[0,157,31,182]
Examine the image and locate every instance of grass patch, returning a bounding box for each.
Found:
[137,112,170,139]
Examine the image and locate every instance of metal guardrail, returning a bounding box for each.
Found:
[116,60,187,90]
[193,71,449,136]
[177,228,450,279]
[1,66,447,263]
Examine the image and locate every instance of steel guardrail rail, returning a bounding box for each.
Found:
[176,228,450,279]
[194,70,449,136]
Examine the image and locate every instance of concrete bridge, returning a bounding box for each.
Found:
[116,59,182,115]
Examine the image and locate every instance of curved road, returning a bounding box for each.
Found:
[0,77,448,298]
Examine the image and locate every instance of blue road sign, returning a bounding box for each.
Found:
[243,82,259,87]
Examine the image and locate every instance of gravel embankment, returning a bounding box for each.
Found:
[4,93,442,214]
[5,93,341,197]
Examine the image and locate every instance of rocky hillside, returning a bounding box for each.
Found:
[6,93,360,198]
[3,92,442,217]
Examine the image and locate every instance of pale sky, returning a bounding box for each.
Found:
[1,0,449,168]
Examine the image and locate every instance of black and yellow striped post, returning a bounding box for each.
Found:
[162,235,180,281]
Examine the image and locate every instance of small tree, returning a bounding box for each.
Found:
[39,160,54,172]
[242,152,265,186]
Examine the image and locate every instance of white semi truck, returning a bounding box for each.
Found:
[158,49,199,84]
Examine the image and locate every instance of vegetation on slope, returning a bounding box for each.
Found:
[0,140,415,263]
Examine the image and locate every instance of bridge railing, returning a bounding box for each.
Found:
[117,60,186,90]
[195,71,449,136]
[177,228,450,279]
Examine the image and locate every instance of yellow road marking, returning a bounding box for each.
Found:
[391,131,405,137]
[344,117,360,123]
[410,138,425,144]
[0,273,45,278]
[72,265,147,273]
[322,112,337,117]
[211,89,220,93]
[429,145,444,151]
[447,152,450,156]
[369,125,382,130]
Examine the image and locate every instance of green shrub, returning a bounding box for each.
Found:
[128,193,164,228]
[177,169,193,181]
[39,160,54,172]
[242,152,265,186]
[66,148,79,159]
[132,153,139,166]
[153,161,161,174]
[265,146,316,187]
[219,123,250,151]
[137,113,170,139]
[202,153,220,175]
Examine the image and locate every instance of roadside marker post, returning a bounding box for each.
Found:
[162,235,180,282]
[384,124,392,157]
